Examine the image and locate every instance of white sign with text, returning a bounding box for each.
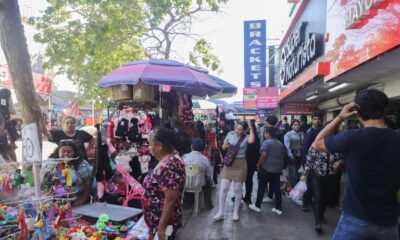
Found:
[22,123,42,162]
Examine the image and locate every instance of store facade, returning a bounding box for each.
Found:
[320,0,400,125]
[278,0,329,121]
[279,0,400,126]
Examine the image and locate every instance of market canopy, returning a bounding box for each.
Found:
[209,99,236,113]
[192,99,217,110]
[98,59,223,97]
[208,75,237,99]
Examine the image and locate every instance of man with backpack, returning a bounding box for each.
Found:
[313,89,400,240]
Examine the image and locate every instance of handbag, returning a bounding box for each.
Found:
[223,136,245,166]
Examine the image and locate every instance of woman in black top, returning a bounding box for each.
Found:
[243,119,260,204]
[42,115,94,159]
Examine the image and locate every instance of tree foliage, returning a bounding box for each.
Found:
[34,0,228,99]
[33,0,146,100]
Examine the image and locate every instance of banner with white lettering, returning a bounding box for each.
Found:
[244,20,267,88]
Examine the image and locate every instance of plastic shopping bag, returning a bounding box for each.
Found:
[289,180,307,206]
[128,216,149,240]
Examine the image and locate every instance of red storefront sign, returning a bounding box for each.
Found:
[282,102,317,115]
[0,65,52,94]
[243,87,279,109]
[325,0,400,81]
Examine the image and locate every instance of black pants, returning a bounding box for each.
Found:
[255,169,281,210]
[303,177,313,207]
[244,165,256,200]
[328,172,342,207]
[311,173,336,224]
[203,179,213,208]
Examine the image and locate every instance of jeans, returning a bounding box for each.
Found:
[255,169,281,210]
[333,213,399,240]
[287,157,301,188]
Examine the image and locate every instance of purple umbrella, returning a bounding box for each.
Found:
[98,59,223,97]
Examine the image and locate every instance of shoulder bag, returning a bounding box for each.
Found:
[223,135,245,166]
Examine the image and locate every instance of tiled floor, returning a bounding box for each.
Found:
[178,179,340,240]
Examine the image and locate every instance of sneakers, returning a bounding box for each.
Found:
[213,213,224,222]
[271,208,283,215]
[232,213,240,221]
[248,204,261,213]
[262,196,274,203]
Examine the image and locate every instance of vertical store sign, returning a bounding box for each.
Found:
[244,20,266,88]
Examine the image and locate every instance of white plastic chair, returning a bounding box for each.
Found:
[184,164,205,216]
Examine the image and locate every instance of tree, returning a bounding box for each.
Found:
[33,0,228,98]
[0,0,43,144]
[143,0,227,73]
[33,0,146,101]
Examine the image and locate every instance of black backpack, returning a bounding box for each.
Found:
[115,118,129,137]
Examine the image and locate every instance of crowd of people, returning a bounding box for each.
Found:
[23,88,399,239]
[175,89,399,239]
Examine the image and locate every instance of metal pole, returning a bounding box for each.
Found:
[48,95,51,129]
[33,161,44,240]
[92,100,95,125]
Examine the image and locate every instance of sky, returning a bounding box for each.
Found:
[2,0,293,103]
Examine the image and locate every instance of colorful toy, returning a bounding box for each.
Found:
[23,202,37,218]
[17,210,27,240]
[62,165,72,187]
[53,177,68,197]
[11,169,24,189]
[95,213,109,231]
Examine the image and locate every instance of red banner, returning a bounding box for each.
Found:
[0,65,52,94]
[325,0,400,81]
[282,103,317,115]
[243,87,279,109]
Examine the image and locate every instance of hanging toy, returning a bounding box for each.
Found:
[48,206,56,223]
[62,165,72,187]
[11,169,24,189]
[53,177,67,197]
[17,210,27,240]
[56,165,64,182]
[22,171,34,187]
[5,176,12,193]
[35,214,53,239]
[65,202,73,225]
[23,202,37,218]
[53,207,66,229]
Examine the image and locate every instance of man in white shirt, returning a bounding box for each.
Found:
[182,138,214,210]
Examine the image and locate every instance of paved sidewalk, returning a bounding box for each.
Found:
[178,180,340,240]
